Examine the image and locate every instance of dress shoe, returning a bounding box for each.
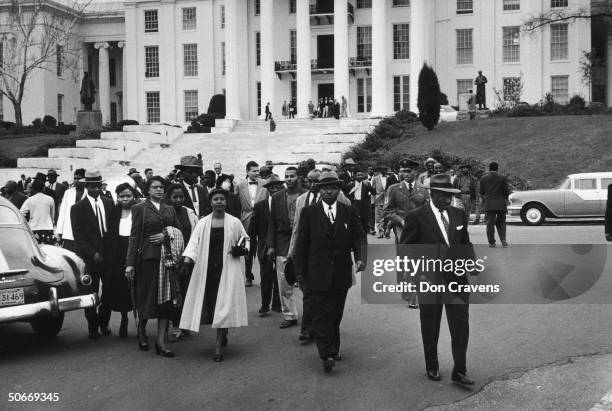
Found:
[426,370,441,381]
[213,353,224,362]
[489,243,496,248]
[408,303,419,309]
[245,279,253,287]
[451,372,474,385]
[100,325,111,336]
[334,354,342,361]
[155,344,175,358]
[258,307,269,317]
[501,241,509,248]
[323,357,335,373]
[279,319,298,329]
[88,329,100,340]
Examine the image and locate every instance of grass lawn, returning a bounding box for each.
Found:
[0,134,79,167]
[390,115,612,189]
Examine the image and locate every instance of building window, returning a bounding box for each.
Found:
[257,82,261,116]
[110,102,117,124]
[145,46,159,78]
[357,78,372,113]
[456,29,473,64]
[457,0,473,14]
[289,0,296,13]
[503,77,521,101]
[503,0,520,11]
[551,0,568,8]
[221,5,225,28]
[502,26,520,63]
[144,10,158,33]
[184,90,198,121]
[182,7,197,30]
[290,30,297,64]
[255,0,260,16]
[256,32,261,66]
[221,42,225,75]
[357,0,372,8]
[291,80,297,110]
[392,0,410,6]
[551,24,568,61]
[551,75,569,103]
[146,91,160,123]
[109,58,116,86]
[183,44,198,76]
[357,26,372,61]
[393,76,410,111]
[393,24,410,60]
[56,45,63,76]
[57,94,64,123]
[457,79,472,103]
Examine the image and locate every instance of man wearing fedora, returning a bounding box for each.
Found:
[479,162,511,248]
[371,165,397,238]
[56,168,87,252]
[46,169,67,214]
[338,158,357,191]
[417,158,437,188]
[453,164,476,218]
[176,156,211,219]
[71,170,114,339]
[294,171,366,373]
[400,174,475,385]
[249,175,284,317]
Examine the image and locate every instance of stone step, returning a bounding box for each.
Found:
[17,157,99,171]
[122,124,184,142]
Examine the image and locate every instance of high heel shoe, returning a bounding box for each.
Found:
[137,328,149,351]
[155,344,175,358]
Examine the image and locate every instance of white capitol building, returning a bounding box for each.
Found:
[0,0,608,127]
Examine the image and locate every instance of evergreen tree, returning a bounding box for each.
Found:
[417,64,441,131]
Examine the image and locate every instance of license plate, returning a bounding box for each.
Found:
[0,288,25,307]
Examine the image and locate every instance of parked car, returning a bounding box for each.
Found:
[508,172,612,225]
[0,197,97,337]
[439,105,458,122]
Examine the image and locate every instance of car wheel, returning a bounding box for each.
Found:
[520,204,546,226]
[31,313,64,339]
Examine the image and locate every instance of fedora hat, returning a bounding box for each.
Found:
[343,158,357,166]
[83,170,104,184]
[316,171,343,187]
[426,174,460,194]
[263,174,284,188]
[47,169,59,176]
[33,172,47,182]
[175,155,203,170]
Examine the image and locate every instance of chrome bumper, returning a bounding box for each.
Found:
[0,287,98,323]
[508,206,521,216]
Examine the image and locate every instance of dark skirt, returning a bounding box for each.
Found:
[136,259,176,320]
[105,236,132,313]
[204,227,224,320]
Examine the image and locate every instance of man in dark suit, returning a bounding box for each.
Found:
[265,102,272,121]
[295,171,366,373]
[338,158,357,190]
[267,166,306,329]
[176,156,211,218]
[400,174,475,385]
[605,183,611,242]
[479,162,511,248]
[250,175,283,317]
[346,167,375,234]
[70,170,114,339]
[17,174,27,193]
[46,169,67,205]
[213,162,231,188]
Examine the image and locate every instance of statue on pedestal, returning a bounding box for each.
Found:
[80,71,96,111]
[474,71,488,110]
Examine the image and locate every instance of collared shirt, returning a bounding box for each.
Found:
[404,181,414,192]
[305,191,320,206]
[183,181,199,211]
[86,194,107,236]
[47,182,56,191]
[247,179,258,205]
[20,193,55,231]
[380,176,387,190]
[119,211,132,236]
[350,181,363,200]
[286,191,299,228]
[429,201,449,246]
[268,196,272,212]
[323,201,337,224]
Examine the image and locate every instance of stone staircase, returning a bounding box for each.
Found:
[0,117,379,186]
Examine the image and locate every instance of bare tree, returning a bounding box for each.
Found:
[522,0,611,32]
[0,0,91,126]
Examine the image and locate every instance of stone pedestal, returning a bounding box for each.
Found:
[77,111,102,136]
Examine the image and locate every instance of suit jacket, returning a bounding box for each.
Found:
[125,200,182,267]
[49,182,67,204]
[371,174,397,205]
[346,180,375,219]
[294,201,367,291]
[70,195,114,272]
[383,181,429,221]
[214,173,231,188]
[180,183,211,218]
[17,180,27,193]
[235,178,269,232]
[249,197,271,261]
[605,184,612,237]
[267,187,306,257]
[479,172,511,211]
[400,204,474,290]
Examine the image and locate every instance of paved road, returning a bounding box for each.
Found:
[1,223,611,410]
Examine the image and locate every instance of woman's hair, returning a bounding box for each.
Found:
[165,183,184,201]
[143,175,166,194]
[115,182,136,195]
[209,188,228,201]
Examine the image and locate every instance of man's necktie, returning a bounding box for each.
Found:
[310,193,317,206]
[95,199,105,238]
[440,210,449,239]
[327,206,335,224]
[190,185,196,202]
[408,182,413,193]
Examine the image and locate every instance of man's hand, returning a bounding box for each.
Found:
[387,215,404,229]
[93,252,103,264]
[125,266,134,281]
[354,260,365,272]
[267,248,275,261]
[149,233,165,244]
[178,261,194,277]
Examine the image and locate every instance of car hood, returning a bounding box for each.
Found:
[510,189,561,201]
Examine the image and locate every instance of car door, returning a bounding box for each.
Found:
[564,177,601,216]
[599,178,612,214]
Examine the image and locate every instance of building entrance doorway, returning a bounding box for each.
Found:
[317,35,334,69]
[318,83,334,101]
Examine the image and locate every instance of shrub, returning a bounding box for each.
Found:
[440,93,449,105]
[207,94,226,118]
[568,95,586,110]
[0,121,16,129]
[32,118,42,128]
[417,64,441,131]
[42,115,57,128]
[186,113,216,133]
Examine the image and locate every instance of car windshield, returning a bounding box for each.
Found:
[557,178,570,190]
[0,227,41,271]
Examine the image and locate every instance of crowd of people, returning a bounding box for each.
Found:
[263,95,349,122]
[1,154,513,380]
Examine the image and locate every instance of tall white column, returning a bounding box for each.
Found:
[260,0,276,119]
[296,0,311,118]
[225,0,242,120]
[334,0,349,106]
[409,0,434,113]
[118,41,127,121]
[94,42,110,124]
[370,0,388,116]
[124,4,138,121]
[608,31,612,108]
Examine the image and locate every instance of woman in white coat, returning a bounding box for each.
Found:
[179,188,249,362]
